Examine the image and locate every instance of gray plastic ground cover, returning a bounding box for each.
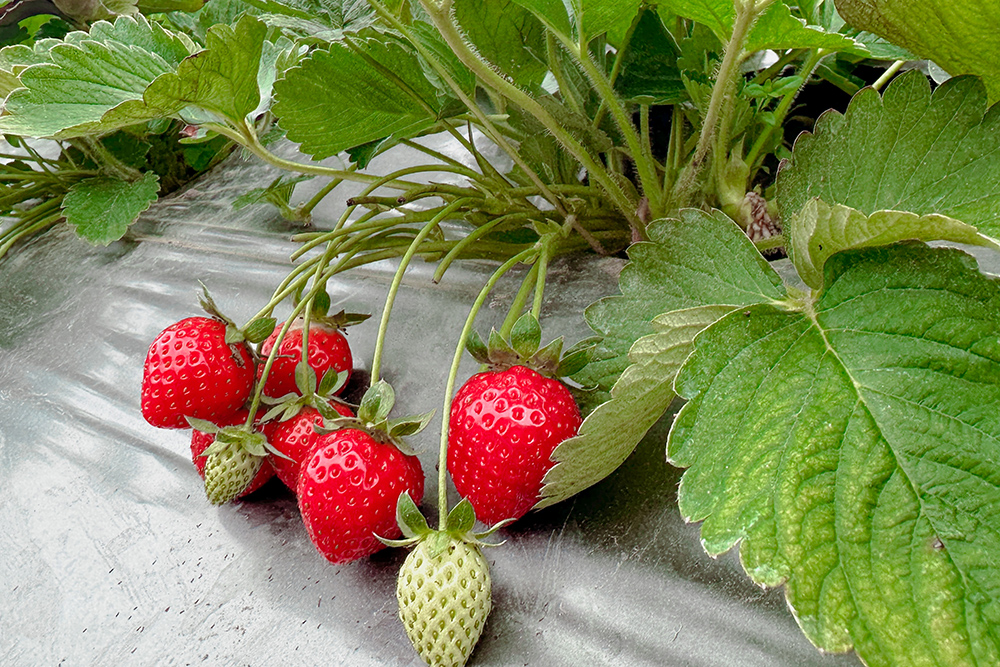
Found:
[0,138,883,666]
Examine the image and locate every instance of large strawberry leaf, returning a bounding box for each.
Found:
[835,0,1000,104]
[137,15,268,126]
[538,304,733,508]
[789,199,1000,290]
[0,15,194,138]
[777,71,1000,239]
[452,0,547,90]
[62,172,160,245]
[272,36,447,160]
[668,242,1000,664]
[550,210,785,509]
[575,208,785,391]
[655,0,865,54]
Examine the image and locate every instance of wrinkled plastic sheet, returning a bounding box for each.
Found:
[0,137,916,666]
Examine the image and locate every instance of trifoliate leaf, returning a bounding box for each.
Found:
[452,0,547,90]
[62,172,159,245]
[668,242,1000,664]
[538,304,734,508]
[576,209,785,391]
[789,199,1000,290]
[835,0,1000,103]
[272,36,445,160]
[614,6,686,105]
[777,70,1000,239]
[655,0,865,54]
[140,15,267,126]
[0,15,193,138]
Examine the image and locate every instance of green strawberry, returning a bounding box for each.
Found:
[397,536,492,667]
[190,417,273,505]
[388,497,502,667]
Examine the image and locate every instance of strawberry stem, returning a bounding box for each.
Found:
[369,198,472,386]
[436,246,540,528]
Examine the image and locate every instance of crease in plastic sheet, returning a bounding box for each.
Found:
[0,139,878,666]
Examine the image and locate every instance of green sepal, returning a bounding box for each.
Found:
[314,416,356,434]
[294,361,318,396]
[445,499,476,535]
[465,329,491,364]
[388,410,435,439]
[185,416,221,435]
[311,290,331,319]
[317,369,348,397]
[240,431,270,458]
[358,380,395,423]
[472,517,516,543]
[556,338,596,378]
[243,317,277,344]
[315,398,351,422]
[531,337,564,376]
[396,492,431,539]
[509,313,542,359]
[486,329,519,367]
[322,309,372,329]
[425,530,453,559]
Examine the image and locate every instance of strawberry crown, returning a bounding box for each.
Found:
[466,313,595,379]
[315,380,434,455]
[379,494,511,556]
[258,363,351,424]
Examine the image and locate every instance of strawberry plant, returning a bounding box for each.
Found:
[5,0,1000,664]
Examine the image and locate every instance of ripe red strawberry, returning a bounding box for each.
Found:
[448,365,582,524]
[258,321,352,398]
[141,317,255,429]
[298,427,424,564]
[269,402,353,490]
[190,409,276,497]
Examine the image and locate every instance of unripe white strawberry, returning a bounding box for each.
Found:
[397,535,492,667]
[203,440,263,505]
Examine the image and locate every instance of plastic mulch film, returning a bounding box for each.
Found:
[0,138,884,666]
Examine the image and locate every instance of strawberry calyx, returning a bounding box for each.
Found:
[314,380,433,456]
[187,415,285,485]
[466,313,595,380]
[198,282,278,354]
[380,495,511,553]
[258,364,351,425]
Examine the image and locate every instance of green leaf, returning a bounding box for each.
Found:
[0,15,194,138]
[835,0,1000,103]
[789,199,1000,290]
[272,36,444,160]
[139,15,267,126]
[538,304,734,508]
[62,172,159,245]
[575,209,786,391]
[614,6,686,105]
[656,0,865,54]
[668,242,1000,664]
[452,0,547,90]
[777,71,1000,239]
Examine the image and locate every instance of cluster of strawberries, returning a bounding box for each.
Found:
[139,305,586,570]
